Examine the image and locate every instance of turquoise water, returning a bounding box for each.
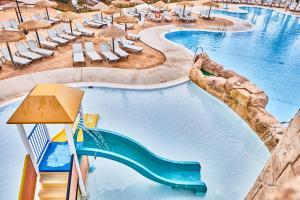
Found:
[165,7,300,122]
[0,83,269,200]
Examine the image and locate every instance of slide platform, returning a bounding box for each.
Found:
[76,127,207,195]
[52,114,99,142]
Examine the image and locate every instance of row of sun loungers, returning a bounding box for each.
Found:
[0,19,19,31]
[0,40,55,68]
[72,39,143,66]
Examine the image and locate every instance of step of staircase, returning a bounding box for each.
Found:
[40,172,69,188]
[38,188,67,200]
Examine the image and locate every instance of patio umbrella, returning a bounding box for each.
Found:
[0,30,25,68]
[153,1,168,10]
[35,0,57,20]
[18,20,51,47]
[177,1,193,16]
[58,11,81,35]
[102,6,121,24]
[99,25,125,53]
[202,1,219,19]
[130,0,144,5]
[114,15,138,31]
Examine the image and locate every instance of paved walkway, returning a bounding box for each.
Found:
[0,25,193,103]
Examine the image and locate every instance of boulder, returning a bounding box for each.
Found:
[249,92,269,108]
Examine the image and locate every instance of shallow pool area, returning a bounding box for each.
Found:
[165,7,300,122]
[0,82,269,200]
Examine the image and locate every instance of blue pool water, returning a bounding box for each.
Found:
[0,83,269,200]
[165,7,300,122]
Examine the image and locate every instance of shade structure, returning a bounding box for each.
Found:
[0,30,25,68]
[114,15,138,31]
[202,1,219,19]
[7,84,84,124]
[130,0,144,5]
[153,1,167,10]
[58,11,81,35]
[111,0,130,7]
[91,2,109,10]
[177,1,193,15]
[18,20,51,47]
[99,26,125,52]
[102,6,121,23]
[35,0,57,20]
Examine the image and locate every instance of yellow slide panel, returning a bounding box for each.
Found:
[52,114,100,142]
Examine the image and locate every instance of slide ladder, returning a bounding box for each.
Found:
[76,125,207,195]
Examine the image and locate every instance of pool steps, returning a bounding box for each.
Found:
[38,172,68,200]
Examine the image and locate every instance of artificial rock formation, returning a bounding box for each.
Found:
[246,110,300,200]
[189,53,285,150]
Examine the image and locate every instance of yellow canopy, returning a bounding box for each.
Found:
[7,84,84,124]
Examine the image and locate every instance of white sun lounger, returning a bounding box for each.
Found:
[92,14,107,26]
[55,27,76,41]
[9,19,18,29]
[72,43,85,66]
[75,22,94,36]
[41,12,60,24]
[36,35,59,49]
[127,32,141,40]
[113,41,129,58]
[84,42,102,63]
[120,38,143,53]
[27,40,54,57]
[2,20,19,31]
[47,29,69,44]
[15,42,43,60]
[33,13,54,25]
[83,17,103,28]
[163,11,172,22]
[99,43,120,63]
[62,23,82,37]
[0,47,31,68]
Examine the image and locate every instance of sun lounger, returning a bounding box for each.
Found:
[84,42,102,63]
[36,35,58,49]
[15,42,43,60]
[2,20,19,31]
[163,11,172,22]
[27,40,54,57]
[83,16,104,28]
[34,13,54,25]
[9,19,18,29]
[41,12,60,23]
[75,22,94,36]
[178,13,196,23]
[120,38,143,53]
[0,47,31,68]
[113,41,129,58]
[55,27,76,41]
[99,43,119,63]
[127,32,141,40]
[72,43,85,66]
[92,14,107,26]
[62,23,82,37]
[47,29,69,44]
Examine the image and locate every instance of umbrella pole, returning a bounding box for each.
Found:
[6,42,16,69]
[125,23,127,31]
[69,21,73,35]
[46,7,50,20]
[183,5,186,16]
[35,29,41,48]
[208,6,212,19]
[101,12,103,21]
[112,37,115,53]
[15,0,23,22]
[112,14,114,24]
[15,8,20,23]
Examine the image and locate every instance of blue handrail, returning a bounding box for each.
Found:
[28,124,50,163]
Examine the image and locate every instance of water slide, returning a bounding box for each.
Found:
[76,127,207,195]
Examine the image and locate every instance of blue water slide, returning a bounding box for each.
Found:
[76,128,207,195]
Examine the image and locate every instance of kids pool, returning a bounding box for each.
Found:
[0,82,268,199]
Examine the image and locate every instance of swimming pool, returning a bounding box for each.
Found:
[165,7,300,122]
[0,82,268,199]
